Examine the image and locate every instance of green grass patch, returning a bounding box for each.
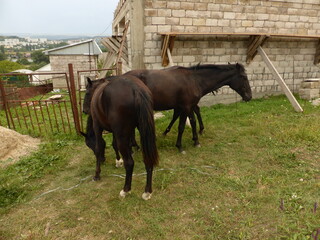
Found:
[0,95,319,239]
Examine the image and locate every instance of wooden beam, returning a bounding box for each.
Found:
[246,35,268,63]
[167,48,174,66]
[161,35,176,66]
[314,39,320,65]
[115,20,130,65]
[158,31,320,40]
[102,38,118,53]
[257,46,303,112]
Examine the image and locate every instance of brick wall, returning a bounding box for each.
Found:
[114,0,320,105]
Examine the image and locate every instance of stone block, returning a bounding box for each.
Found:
[167,2,181,9]
[193,19,206,26]
[158,9,171,17]
[181,2,194,10]
[300,80,320,89]
[180,18,192,26]
[152,17,165,25]
[172,10,185,18]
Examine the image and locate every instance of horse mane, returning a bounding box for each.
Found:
[182,62,246,75]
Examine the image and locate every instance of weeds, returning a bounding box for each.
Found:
[0,95,319,239]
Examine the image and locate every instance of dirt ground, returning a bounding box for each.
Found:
[0,126,41,167]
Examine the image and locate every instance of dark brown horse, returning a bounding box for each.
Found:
[125,63,252,153]
[82,75,158,200]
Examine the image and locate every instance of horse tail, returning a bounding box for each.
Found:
[134,86,159,167]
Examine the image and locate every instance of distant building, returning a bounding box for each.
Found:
[44,39,102,89]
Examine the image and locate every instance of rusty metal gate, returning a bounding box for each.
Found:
[0,64,118,136]
[0,64,80,136]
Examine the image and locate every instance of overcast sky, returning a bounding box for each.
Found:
[0,0,119,36]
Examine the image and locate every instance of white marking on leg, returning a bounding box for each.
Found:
[142,192,152,200]
[119,190,130,198]
[115,158,123,168]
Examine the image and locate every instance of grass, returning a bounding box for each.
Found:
[0,95,319,239]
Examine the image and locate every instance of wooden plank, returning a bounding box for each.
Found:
[158,32,320,39]
[115,20,130,64]
[161,35,176,66]
[109,37,121,49]
[314,39,320,64]
[102,38,118,53]
[257,46,303,112]
[247,35,268,63]
[167,48,174,66]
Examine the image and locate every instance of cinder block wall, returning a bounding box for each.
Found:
[49,55,98,89]
[115,0,320,105]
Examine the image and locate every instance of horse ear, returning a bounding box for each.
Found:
[87,77,92,86]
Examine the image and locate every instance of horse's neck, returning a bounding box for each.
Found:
[195,69,235,96]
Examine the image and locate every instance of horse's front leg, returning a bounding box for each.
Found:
[188,110,200,147]
[175,112,187,153]
[194,105,204,134]
[93,128,105,181]
[163,108,181,136]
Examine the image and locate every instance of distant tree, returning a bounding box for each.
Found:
[17,58,30,65]
[0,60,24,73]
[0,46,6,61]
[29,62,48,71]
[31,50,49,64]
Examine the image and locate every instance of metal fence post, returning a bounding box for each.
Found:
[68,63,81,134]
[0,78,12,128]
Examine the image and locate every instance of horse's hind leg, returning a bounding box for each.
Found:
[112,135,123,168]
[117,137,134,198]
[93,127,105,181]
[163,108,181,136]
[142,164,154,200]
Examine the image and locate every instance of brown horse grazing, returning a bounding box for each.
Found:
[82,75,159,200]
[125,63,252,153]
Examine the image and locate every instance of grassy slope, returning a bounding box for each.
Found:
[0,95,319,240]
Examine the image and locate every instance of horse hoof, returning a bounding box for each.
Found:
[115,159,123,168]
[142,192,152,200]
[119,190,131,198]
[195,144,201,148]
[93,176,100,181]
[181,150,186,155]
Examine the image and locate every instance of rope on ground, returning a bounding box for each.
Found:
[33,165,217,200]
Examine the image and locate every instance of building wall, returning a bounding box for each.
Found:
[49,55,98,89]
[114,0,320,105]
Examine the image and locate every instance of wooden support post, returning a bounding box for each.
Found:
[257,46,303,112]
[247,35,268,64]
[167,48,174,66]
[68,64,81,134]
[314,39,320,65]
[161,35,176,66]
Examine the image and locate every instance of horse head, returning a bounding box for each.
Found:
[228,63,252,102]
[83,77,109,114]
